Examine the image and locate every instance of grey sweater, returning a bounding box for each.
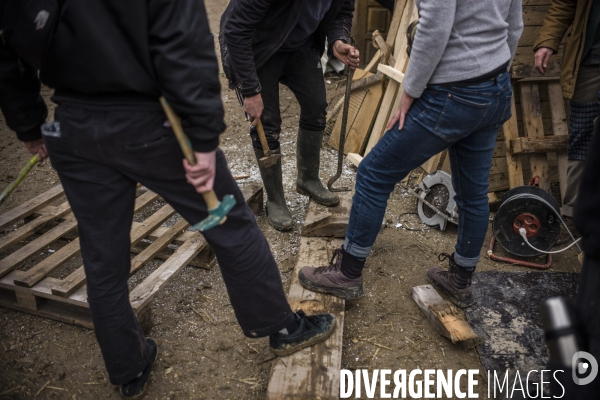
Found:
[403,0,524,98]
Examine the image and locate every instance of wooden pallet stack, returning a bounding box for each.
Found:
[0,184,263,330]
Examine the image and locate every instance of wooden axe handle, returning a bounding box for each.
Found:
[255,120,272,157]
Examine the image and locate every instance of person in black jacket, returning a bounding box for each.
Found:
[1,1,336,397]
[220,0,359,231]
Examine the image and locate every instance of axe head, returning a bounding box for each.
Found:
[192,194,236,232]
[258,153,282,168]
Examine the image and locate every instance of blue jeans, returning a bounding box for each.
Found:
[344,72,513,268]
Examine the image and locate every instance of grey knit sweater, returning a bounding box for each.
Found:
[403,0,524,98]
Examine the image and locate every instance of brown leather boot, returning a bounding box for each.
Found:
[298,247,364,300]
[427,253,475,308]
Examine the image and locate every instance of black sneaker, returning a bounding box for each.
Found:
[269,311,336,356]
[120,338,158,398]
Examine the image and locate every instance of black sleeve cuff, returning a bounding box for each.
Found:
[188,136,220,153]
[16,125,43,142]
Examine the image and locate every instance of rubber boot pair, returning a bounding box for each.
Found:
[253,128,339,231]
[427,253,476,308]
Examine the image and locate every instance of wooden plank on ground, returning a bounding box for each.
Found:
[412,285,478,343]
[547,82,569,202]
[503,95,525,188]
[510,135,568,154]
[0,185,64,230]
[520,83,550,191]
[301,193,353,238]
[129,235,207,312]
[0,202,71,253]
[0,215,78,279]
[266,237,344,400]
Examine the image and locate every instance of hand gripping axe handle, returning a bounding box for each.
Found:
[234,88,281,168]
[159,97,236,232]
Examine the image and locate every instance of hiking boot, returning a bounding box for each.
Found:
[427,253,475,309]
[253,147,293,231]
[298,247,364,300]
[120,338,158,398]
[296,128,340,206]
[269,310,336,356]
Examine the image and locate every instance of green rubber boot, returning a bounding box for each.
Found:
[253,147,293,231]
[296,128,340,206]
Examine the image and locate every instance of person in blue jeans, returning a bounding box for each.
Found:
[298,0,524,308]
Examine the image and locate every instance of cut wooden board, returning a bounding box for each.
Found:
[266,237,344,400]
[328,74,384,155]
[510,135,568,154]
[364,0,416,156]
[301,192,353,238]
[412,285,478,343]
[347,153,363,167]
[0,184,64,230]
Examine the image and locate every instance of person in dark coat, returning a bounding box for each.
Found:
[220,0,359,231]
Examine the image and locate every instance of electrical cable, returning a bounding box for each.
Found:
[519,228,582,254]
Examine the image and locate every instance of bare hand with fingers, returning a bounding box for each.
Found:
[24,139,49,161]
[183,150,216,194]
[386,91,415,131]
[534,47,554,75]
[243,94,264,126]
[333,40,360,70]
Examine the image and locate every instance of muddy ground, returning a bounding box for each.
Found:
[0,1,582,399]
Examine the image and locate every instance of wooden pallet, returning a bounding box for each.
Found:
[502,79,568,195]
[0,184,263,330]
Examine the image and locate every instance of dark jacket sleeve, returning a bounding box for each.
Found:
[533,0,576,52]
[0,43,47,142]
[326,0,354,49]
[148,0,226,153]
[222,0,276,97]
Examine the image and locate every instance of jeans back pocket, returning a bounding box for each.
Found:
[433,93,491,141]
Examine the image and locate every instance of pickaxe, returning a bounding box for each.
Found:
[234,88,281,168]
[159,97,236,232]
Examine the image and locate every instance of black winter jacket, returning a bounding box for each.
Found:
[219,0,354,97]
[0,0,47,142]
[5,0,226,152]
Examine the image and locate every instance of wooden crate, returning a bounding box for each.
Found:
[0,184,263,330]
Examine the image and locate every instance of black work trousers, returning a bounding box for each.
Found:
[250,47,328,150]
[44,105,294,385]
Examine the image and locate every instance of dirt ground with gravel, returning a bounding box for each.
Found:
[0,1,582,399]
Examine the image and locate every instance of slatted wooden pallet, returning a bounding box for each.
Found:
[0,183,263,330]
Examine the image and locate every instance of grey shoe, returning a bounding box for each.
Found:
[298,247,364,300]
[427,253,475,309]
[253,147,293,231]
[296,128,340,206]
